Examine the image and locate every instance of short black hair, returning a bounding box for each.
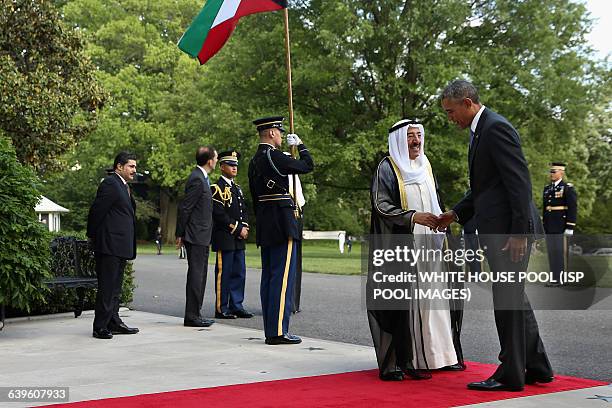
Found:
[196,146,216,166]
[113,151,137,169]
[441,80,480,104]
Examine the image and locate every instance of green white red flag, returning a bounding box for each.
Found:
[178,0,287,65]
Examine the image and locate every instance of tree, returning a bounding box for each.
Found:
[52,0,609,237]
[0,0,106,172]
[204,0,608,232]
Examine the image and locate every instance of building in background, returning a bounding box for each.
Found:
[35,196,69,232]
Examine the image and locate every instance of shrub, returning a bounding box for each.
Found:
[15,231,135,317]
[0,135,51,311]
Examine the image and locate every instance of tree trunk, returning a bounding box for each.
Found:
[160,187,178,245]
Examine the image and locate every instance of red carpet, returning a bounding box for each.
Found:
[48,362,607,408]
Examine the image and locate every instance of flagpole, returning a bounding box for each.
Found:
[283,8,296,157]
[283,6,304,314]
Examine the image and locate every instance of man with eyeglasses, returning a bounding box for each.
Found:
[543,162,577,287]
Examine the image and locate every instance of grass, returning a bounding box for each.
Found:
[137,240,362,275]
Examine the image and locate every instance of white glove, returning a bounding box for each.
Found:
[564,229,573,236]
[286,133,302,146]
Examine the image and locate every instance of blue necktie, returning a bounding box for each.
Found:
[469,130,475,147]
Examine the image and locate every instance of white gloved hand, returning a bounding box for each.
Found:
[286,133,302,146]
[564,229,574,236]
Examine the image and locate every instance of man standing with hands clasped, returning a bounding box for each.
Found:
[87,152,140,339]
[211,150,254,319]
[437,80,553,391]
[176,146,218,328]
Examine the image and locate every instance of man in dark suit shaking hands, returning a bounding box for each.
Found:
[176,146,218,327]
[438,80,553,391]
[87,152,140,339]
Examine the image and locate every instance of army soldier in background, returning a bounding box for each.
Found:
[543,162,577,286]
[248,116,314,345]
[211,150,254,319]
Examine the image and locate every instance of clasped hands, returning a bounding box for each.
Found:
[412,211,456,232]
[413,211,528,262]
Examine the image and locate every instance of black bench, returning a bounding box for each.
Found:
[0,237,97,331]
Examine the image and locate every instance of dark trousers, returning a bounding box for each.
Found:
[93,254,126,331]
[545,234,566,283]
[214,249,246,314]
[291,239,303,313]
[464,232,482,274]
[184,242,209,322]
[260,238,297,338]
[481,236,553,387]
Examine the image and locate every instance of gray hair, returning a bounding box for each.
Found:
[441,80,480,103]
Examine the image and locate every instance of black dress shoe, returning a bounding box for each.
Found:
[525,373,554,385]
[109,323,139,335]
[233,309,254,318]
[380,371,404,381]
[467,379,523,392]
[92,329,113,339]
[184,318,215,327]
[214,312,237,319]
[265,334,302,345]
[402,368,432,380]
[440,363,467,371]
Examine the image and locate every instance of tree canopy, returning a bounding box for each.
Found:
[0,0,106,172]
[39,0,610,236]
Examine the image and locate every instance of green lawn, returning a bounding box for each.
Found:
[137,240,362,275]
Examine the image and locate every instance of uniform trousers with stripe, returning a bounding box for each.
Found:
[260,238,297,338]
[545,234,567,283]
[214,249,247,314]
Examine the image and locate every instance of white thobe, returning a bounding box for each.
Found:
[405,159,458,369]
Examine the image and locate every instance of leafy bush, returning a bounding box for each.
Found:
[0,135,51,311]
[6,230,136,317]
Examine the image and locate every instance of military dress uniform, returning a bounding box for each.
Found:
[248,116,314,344]
[543,163,577,283]
[211,151,253,319]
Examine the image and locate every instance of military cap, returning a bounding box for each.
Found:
[219,150,240,166]
[550,162,566,172]
[253,116,286,133]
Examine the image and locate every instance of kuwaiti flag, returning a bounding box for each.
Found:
[178,0,287,65]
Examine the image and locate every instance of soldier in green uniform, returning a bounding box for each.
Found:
[543,162,577,286]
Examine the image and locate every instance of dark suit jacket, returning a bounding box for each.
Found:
[176,167,213,246]
[87,173,136,260]
[211,177,248,252]
[453,108,542,236]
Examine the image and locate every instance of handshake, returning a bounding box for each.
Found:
[413,211,457,232]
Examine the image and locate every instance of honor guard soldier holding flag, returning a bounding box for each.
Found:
[248,116,314,345]
[211,150,254,319]
[543,162,577,286]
